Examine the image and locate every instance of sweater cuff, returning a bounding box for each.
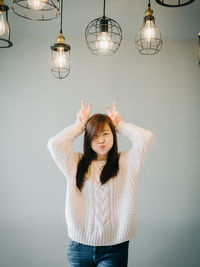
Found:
[115,120,126,134]
[74,118,87,134]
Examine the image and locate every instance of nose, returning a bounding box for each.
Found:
[97,137,104,144]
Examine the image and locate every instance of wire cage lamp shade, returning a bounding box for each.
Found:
[11,0,60,21]
[85,0,122,56]
[155,0,196,7]
[51,38,71,79]
[85,17,122,56]
[0,1,13,48]
[50,0,71,79]
[135,1,162,55]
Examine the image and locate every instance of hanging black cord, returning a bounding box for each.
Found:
[103,0,106,18]
[60,0,63,33]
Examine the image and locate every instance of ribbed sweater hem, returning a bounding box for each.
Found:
[67,224,136,246]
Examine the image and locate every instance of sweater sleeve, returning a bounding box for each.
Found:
[47,119,85,179]
[116,120,155,172]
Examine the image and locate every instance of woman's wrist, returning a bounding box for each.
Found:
[75,117,87,130]
[115,120,125,132]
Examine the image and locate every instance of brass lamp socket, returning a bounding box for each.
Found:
[57,33,65,44]
[144,6,154,22]
[145,6,153,16]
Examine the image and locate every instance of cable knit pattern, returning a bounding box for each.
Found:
[47,119,155,246]
[94,169,110,228]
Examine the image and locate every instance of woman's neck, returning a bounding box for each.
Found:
[96,153,107,161]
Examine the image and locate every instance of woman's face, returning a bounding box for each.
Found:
[91,122,114,161]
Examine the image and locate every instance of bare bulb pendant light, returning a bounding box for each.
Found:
[50,0,71,79]
[11,0,60,21]
[155,0,196,7]
[135,0,163,55]
[85,0,122,56]
[0,0,13,48]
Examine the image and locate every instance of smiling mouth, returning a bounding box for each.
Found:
[99,145,105,149]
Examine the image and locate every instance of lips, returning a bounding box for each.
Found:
[99,145,105,149]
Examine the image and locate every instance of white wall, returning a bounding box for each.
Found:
[0,34,200,267]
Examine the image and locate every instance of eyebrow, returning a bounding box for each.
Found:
[94,129,110,134]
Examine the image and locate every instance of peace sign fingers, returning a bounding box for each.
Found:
[105,101,122,127]
[81,100,92,114]
[78,100,92,124]
[106,101,116,114]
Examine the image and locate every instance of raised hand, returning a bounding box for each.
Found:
[77,100,92,124]
[105,101,122,127]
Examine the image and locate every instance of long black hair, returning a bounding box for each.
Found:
[76,114,119,191]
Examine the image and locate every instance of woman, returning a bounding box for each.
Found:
[47,100,155,267]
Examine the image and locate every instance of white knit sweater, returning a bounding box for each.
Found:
[47,119,155,246]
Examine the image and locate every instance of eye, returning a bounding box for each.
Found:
[104,132,109,135]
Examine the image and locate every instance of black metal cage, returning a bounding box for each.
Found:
[155,0,196,7]
[11,0,59,21]
[135,14,163,55]
[50,42,71,79]
[0,4,13,48]
[85,16,122,56]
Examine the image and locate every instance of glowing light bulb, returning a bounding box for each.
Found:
[54,47,67,68]
[143,20,156,41]
[95,32,113,52]
[0,13,6,36]
[28,0,47,10]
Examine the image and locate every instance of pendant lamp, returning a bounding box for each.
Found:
[11,0,59,21]
[85,0,122,56]
[0,0,13,48]
[135,0,163,55]
[50,0,71,79]
[155,0,196,7]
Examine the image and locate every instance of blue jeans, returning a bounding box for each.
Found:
[67,238,130,267]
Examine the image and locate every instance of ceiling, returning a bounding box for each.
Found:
[5,0,200,39]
